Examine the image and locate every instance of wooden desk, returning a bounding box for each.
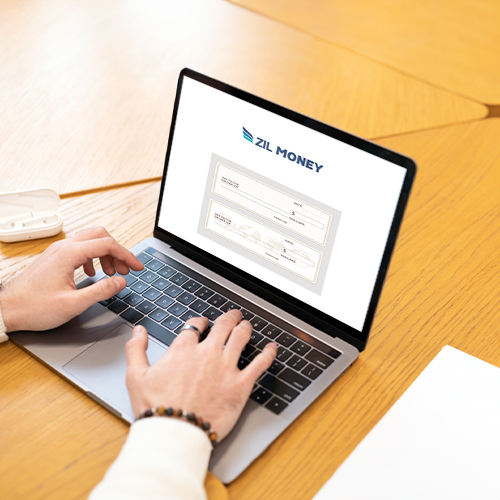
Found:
[229,0,500,105]
[0,0,486,196]
[0,183,227,500]
[227,119,500,499]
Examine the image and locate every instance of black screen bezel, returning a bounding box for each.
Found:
[154,68,416,352]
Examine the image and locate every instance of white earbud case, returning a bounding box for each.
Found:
[0,188,64,242]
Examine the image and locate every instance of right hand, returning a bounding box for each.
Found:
[125,310,277,441]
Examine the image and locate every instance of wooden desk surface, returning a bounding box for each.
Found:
[0,0,486,196]
[229,0,500,105]
[0,183,227,500]
[227,119,500,499]
[1,120,499,500]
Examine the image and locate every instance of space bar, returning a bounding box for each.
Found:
[138,317,177,346]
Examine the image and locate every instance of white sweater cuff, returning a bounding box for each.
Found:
[89,417,212,500]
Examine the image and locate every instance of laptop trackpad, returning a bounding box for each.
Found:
[63,324,167,421]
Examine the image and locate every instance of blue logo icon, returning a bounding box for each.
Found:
[242,126,253,144]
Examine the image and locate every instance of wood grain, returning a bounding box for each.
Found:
[229,0,500,105]
[227,119,500,499]
[0,0,486,196]
[0,182,228,500]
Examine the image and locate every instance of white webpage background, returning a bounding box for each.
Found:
[158,77,406,332]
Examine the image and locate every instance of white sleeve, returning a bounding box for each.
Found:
[89,417,212,500]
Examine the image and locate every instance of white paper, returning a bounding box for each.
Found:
[314,346,500,500]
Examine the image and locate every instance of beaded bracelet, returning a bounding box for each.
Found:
[136,406,218,448]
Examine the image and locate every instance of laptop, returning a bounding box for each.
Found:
[10,68,416,483]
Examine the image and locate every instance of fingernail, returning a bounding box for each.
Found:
[133,325,145,337]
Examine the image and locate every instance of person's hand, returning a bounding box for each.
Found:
[125,310,277,441]
[0,227,143,332]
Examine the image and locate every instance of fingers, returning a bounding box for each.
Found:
[206,309,242,348]
[83,258,96,277]
[73,237,143,272]
[173,316,209,345]
[125,326,150,384]
[75,276,126,311]
[241,343,277,382]
[224,320,252,362]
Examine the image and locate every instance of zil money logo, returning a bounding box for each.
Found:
[242,126,254,144]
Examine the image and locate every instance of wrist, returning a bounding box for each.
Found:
[0,280,21,333]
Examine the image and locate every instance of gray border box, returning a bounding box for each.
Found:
[198,153,341,295]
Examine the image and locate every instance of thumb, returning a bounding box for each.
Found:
[77,276,125,308]
[125,326,150,379]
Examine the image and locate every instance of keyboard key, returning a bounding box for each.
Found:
[152,278,170,290]
[301,363,323,380]
[124,292,143,307]
[182,279,202,292]
[136,252,152,265]
[290,341,312,356]
[241,344,256,359]
[194,287,214,300]
[202,307,223,321]
[131,280,150,293]
[267,359,285,376]
[259,374,299,402]
[262,325,282,339]
[177,292,196,305]
[249,332,264,346]
[169,272,189,285]
[149,309,169,323]
[248,348,261,361]
[250,387,272,404]
[144,259,162,272]
[130,267,146,276]
[136,300,156,314]
[238,358,250,370]
[164,284,183,298]
[190,299,210,313]
[116,287,132,299]
[286,355,308,372]
[117,273,137,287]
[138,317,176,346]
[154,295,175,309]
[275,332,296,348]
[120,308,144,324]
[140,271,157,284]
[250,317,268,331]
[278,368,311,391]
[240,309,254,321]
[207,294,227,308]
[305,349,335,369]
[256,338,275,350]
[220,301,241,312]
[142,288,162,301]
[265,397,288,415]
[276,346,292,362]
[108,299,128,314]
[161,316,182,331]
[99,297,116,307]
[157,265,176,279]
[180,310,200,321]
[167,303,188,317]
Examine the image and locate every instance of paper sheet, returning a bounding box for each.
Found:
[314,346,500,500]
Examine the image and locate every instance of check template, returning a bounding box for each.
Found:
[199,154,342,294]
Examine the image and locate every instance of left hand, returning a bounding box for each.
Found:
[0,227,143,332]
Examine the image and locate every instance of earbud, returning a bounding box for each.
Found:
[0,212,33,230]
[22,214,59,227]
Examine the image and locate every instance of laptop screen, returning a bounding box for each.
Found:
[156,70,414,349]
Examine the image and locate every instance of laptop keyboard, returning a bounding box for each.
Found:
[100,247,341,415]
